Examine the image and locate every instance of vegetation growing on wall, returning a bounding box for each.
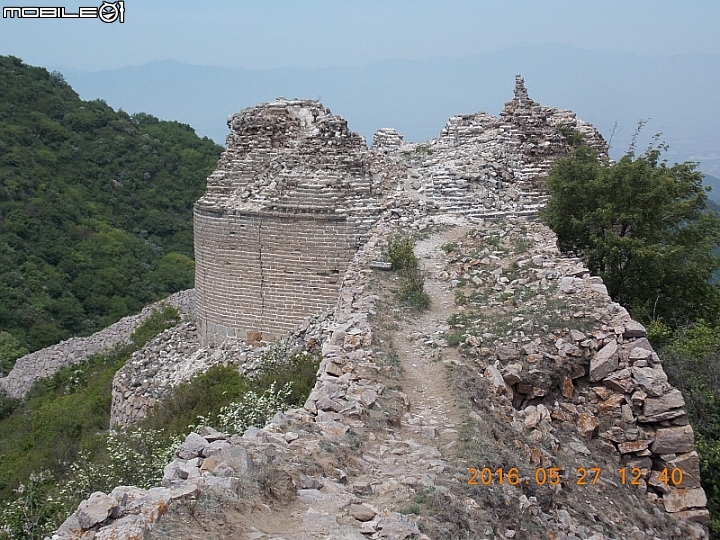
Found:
[0,307,179,502]
[386,235,431,310]
[541,142,720,325]
[542,140,720,536]
[0,329,320,539]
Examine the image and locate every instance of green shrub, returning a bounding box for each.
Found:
[696,434,720,537]
[0,304,179,509]
[140,364,251,435]
[414,144,433,155]
[196,382,293,435]
[252,346,321,407]
[386,236,418,271]
[404,290,430,310]
[514,239,529,253]
[664,320,720,360]
[445,331,463,347]
[397,269,430,310]
[0,332,27,376]
[0,470,65,540]
[0,394,20,422]
[62,428,181,500]
[143,345,321,437]
[400,502,421,515]
[646,320,673,348]
[655,325,720,537]
[556,123,585,148]
[398,269,424,297]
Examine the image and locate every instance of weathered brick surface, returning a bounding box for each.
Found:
[194,99,379,345]
[194,208,359,344]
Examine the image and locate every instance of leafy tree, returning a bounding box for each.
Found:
[0,332,26,377]
[0,55,223,364]
[541,143,720,325]
[542,140,720,534]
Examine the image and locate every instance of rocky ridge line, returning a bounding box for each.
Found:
[54,213,708,540]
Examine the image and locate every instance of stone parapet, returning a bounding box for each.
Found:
[0,290,194,400]
[52,78,709,537]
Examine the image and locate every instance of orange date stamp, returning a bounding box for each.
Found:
[467,467,684,486]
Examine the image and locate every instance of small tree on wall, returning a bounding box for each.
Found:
[540,143,720,325]
[385,235,430,310]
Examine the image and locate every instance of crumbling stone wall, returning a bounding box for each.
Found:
[194,99,380,345]
[0,290,194,400]
[56,78,710,539]
[379,75,608,220]
[58,214,710,540]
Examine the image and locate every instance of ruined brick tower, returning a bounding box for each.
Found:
[193,99,379,345]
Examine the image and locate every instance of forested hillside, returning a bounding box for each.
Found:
[0,56,223,372]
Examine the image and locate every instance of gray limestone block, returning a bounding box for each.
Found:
[76,491,117,529]
[348,503,376,522]
[496,344,520,362]
[212,444,255,476]
[242,426,269,442]
[299,474,324,489]
[623,320,647,338]
[161,459,185,487]
[643,389,685,417]
[652,425,695,454]
[202,439,231,458]
[631,365,669,397]
[53,512,83,539]
[176,432,208,460]
[663,487,708,513]
[659,451,702,489]
[589,340,618,382]
[198,425,228,442]
[95,514,147,540]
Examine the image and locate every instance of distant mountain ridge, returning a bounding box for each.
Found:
[52,43,720,176]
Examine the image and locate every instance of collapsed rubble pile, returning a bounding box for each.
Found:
[438,220,707,524]
[111,310,335,427]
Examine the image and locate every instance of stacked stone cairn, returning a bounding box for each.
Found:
[381,75,608,220]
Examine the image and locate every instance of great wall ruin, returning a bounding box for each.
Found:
[0,76,710,539]
[193,98,381,345]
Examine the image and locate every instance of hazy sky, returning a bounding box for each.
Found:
[1,0,719,71]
